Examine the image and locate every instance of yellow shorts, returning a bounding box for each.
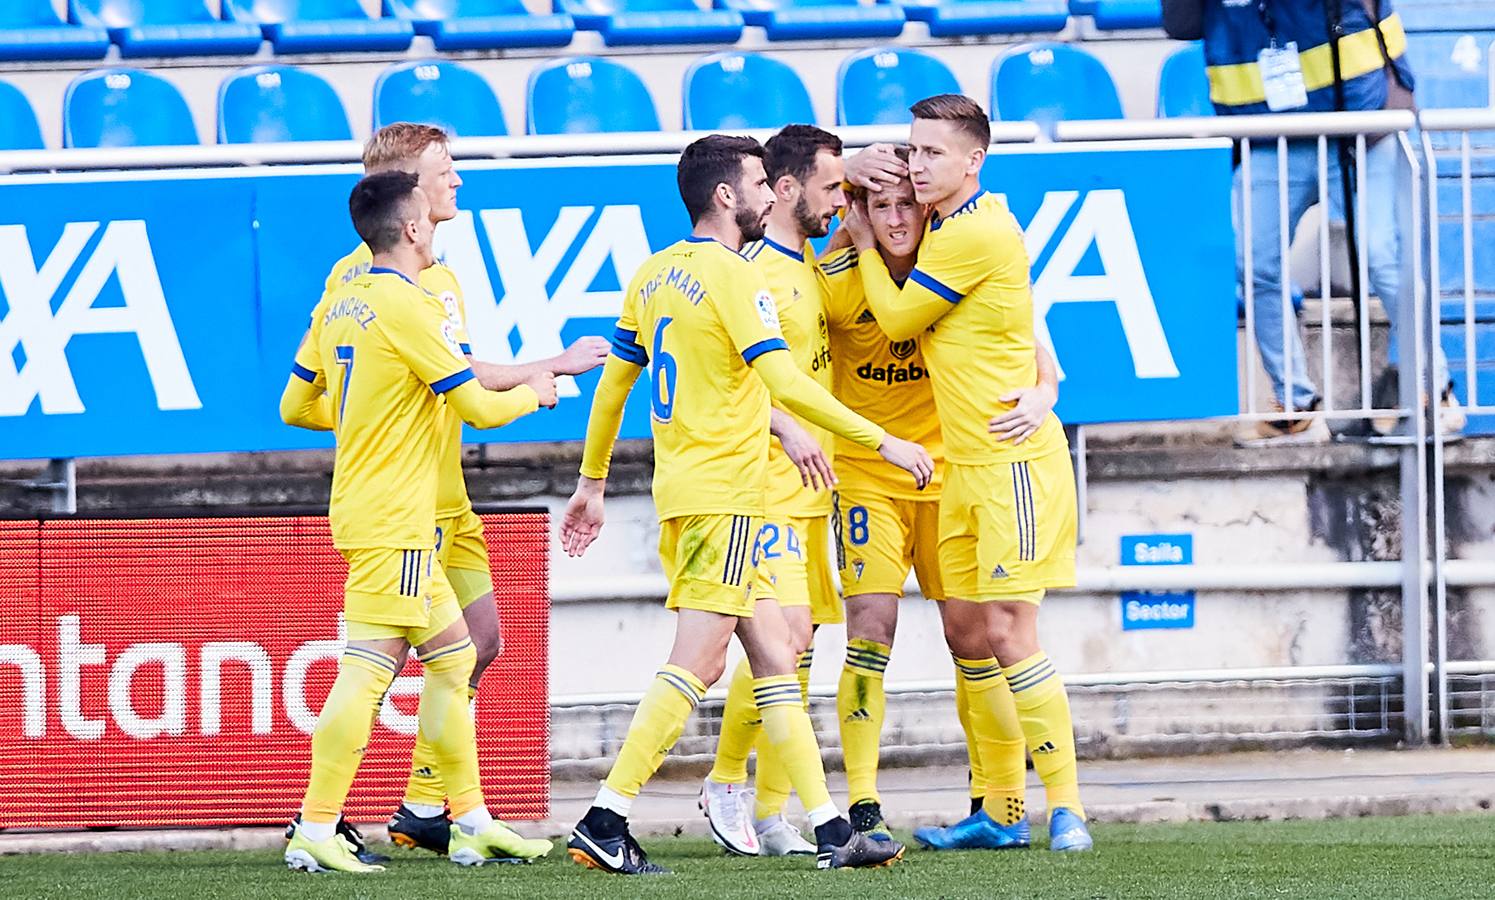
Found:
[659,513,761,618]
[751,515,843,625]
[435,508,494,608]
[939,449,1077,602]
[341,546,463,646]
[835,490,944,600]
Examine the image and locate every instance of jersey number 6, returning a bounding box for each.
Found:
[650,317,677,423]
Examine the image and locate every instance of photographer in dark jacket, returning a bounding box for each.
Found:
[1163,0,1461,441]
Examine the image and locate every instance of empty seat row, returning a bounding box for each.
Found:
[6,36,1488,151]
[0,0,1164,60]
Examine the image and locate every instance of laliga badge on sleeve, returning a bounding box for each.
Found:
[1259,42,1309,112]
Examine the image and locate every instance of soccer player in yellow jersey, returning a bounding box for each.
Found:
[559,135,933,875]
[700,125,848,859]
[306,124,608,855]
[845,95,1093,854]
[824,145,1060,842]
[279,172,552,873]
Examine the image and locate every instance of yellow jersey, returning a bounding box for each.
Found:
[610,237,787,521]
[820,246,945,499]
[293,268,474,550]
[324,244,473,519]
[742,236,835,518]
[860,190,1065,466]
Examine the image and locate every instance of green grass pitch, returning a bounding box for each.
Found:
[3,815,1492,900]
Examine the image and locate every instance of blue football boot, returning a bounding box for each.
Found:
[913,809,1031,851]
[1048,808,1093,852]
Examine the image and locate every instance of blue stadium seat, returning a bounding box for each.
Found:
[1157,42,1212,118]
[221,0,414,53]
[889,0,1066,39]
[381,0,573,50]
[527,56,660,134]
[1404,32,1493,110]
[1397,0,1490,34]
[64,68,198,148]
[554,0,742,47]
[716,0,903,42]
[0,79,44,150]
[0,1,109,61]
[1090,0,1158,30]
[374,60,507,136]
[69,0,263,57]
[219,65,352,143]
[992,42,1122,125]
[684,52,814,130]
[837,47,960,126]
[1067,0,1095,13]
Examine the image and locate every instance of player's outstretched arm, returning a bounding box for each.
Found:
[752,349,933,489]
[989,344,1060,445]
[562,355,643,557]
[278,373,332,431]
[771,408,837,491]
[471,336,611,391]
[444,375,548,429]
[843,201,949,342]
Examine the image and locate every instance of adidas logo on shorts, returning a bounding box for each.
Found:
[991,564,1010,579]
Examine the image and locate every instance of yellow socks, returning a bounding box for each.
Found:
[955,656,1029,826]
[602,665,707,803]
[754,674,834,820]
[403,684,477,810]
[301,646,398,824]
[414,638,483,818]
[750,650,812,819]
[954,669,988,803]
[1003,651,1084,819]
[838,639,890,806]
[707,659,759,785]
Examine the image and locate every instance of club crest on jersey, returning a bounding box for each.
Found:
[755,290,780,330]
[889,339,916,360]
[853,558,865,579]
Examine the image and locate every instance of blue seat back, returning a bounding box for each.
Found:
[993,42,1122,124]
[64,68,197,147]
[0,80,44,150]
[1157,42,1213,118]
[69,0,216,27]
[222,0,371,23]
[1404,32,1493,110]
[570,0,695,13]
[837,47,960,126]
[382,0,530,18]
[219,65,352,143]
[527,57,660,134]
[684,52,813,130]
[0,1,71,26]
[375,60,507,136]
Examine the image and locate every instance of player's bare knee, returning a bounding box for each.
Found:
[846,594,899,646]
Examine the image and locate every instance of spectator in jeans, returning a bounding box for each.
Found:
[1163,0,1463,443]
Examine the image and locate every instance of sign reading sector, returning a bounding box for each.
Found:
[0,143,1237,460]
[1120,533,1196,631]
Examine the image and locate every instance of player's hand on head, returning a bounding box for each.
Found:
[560,477,606,556]
[877,434,935,490]
[526,371,559,409]
[989,384,1057,445]
[845,144,908,193]
[843,198,875,252]
[554,336,611,376]
[774,415,837,491]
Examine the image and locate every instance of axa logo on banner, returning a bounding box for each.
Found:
[999,188,1180,383]
[0,614,427,741]
[434,205,652,399]
[0,221,200,417]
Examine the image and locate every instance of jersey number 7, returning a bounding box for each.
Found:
[335,345,354,425]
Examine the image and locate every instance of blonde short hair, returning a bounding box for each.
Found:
[362,122,450,173]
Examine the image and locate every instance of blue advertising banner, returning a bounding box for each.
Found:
[0,142,1237,460]
[1120,532,1196,632]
